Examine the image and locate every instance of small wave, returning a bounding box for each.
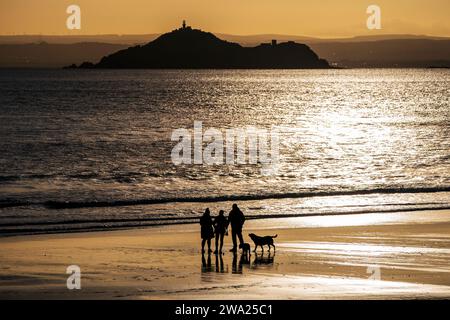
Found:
[1,186,450,210]
[0,173,57,183]
[43,186,450,209]
[0,175,20,182]
[0,200,33,208]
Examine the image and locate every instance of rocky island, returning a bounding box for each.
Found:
[73,22,330,69]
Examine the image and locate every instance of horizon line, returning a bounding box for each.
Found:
[0,32,449,40]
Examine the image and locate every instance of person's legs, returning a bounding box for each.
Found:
[207,239,211,252]
[230,229,237,251]
[219,233,224,252]
[214,233,219,254]
[201,239,206,252]
[237,230,244,246]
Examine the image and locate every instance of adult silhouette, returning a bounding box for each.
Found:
[228,204,245,252]
[213,210,228,254]
[200,208,214,253]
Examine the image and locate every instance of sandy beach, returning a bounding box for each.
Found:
[1,209,450,300]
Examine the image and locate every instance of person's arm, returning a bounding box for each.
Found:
[224,217,229,235]
[227,211,233,224]
[241,210,245,225]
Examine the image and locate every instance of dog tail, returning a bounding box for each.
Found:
[272,234,278,238]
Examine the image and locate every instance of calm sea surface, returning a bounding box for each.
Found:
[0,69,449,235]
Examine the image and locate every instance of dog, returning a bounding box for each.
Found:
[239,243,251,256]
[248,233,277,252]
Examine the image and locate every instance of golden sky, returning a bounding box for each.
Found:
[1,0,449,37]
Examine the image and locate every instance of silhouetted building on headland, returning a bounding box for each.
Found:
[180,20,192,31]
[75,24,330,69]
[261,39,278,47]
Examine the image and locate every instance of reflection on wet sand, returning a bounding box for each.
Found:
[232,253,242,274]
[252,252,275,269]
[201,253,213,273]
[202,253,228,274]
[202,252,275,275]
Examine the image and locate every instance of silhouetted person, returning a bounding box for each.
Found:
[200,208,214,253]
[228,204,245,252]
[213,210,228,254]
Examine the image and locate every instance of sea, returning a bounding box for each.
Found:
[0,69,449,235]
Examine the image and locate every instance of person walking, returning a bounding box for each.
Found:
[213,210,228,254]
[200,208,214,253]
[228,204,245,253]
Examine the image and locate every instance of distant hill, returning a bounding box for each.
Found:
[309,39,450,68]
[1,33,448,46]
[219,33,450,47]
[1,32,449,68]
[0,42,127,68]
[83,26,330,69]
[0,34,157,45]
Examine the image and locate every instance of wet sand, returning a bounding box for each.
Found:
[0,210,450,299]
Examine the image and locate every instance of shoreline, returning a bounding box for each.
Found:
[2,206,450,238]
[1,209,450,299]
